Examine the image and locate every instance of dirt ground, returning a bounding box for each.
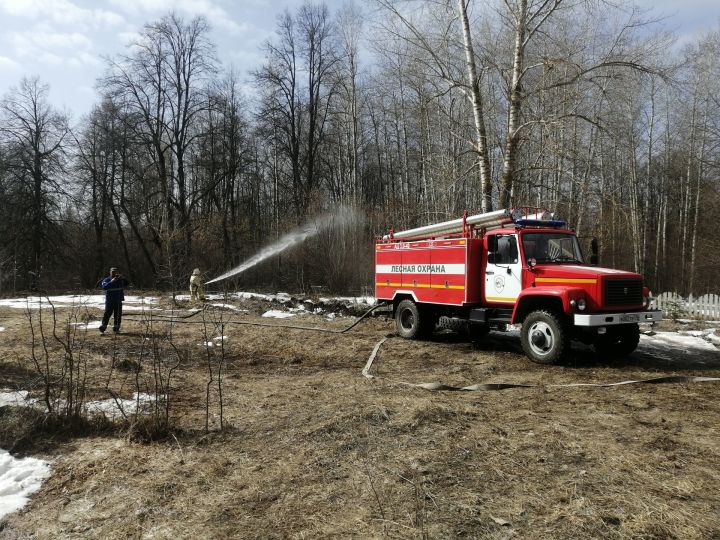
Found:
[1,294,719,539]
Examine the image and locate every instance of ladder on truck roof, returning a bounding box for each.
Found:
[381,208,558,241]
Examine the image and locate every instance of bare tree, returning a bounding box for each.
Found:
[0,77,68,289]
[458,0,493,211]
[255,2,337,220]
[102,13,216,283]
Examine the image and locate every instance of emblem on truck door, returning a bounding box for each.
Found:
[494,275,505,292]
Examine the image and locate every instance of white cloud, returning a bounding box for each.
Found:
[108,0,243,33]
[0,0,124,28]
[108,0,171,11]
[8,30,87,53]
[230,48,264,67]
[39,51,65,65]
[5,30,99,68]
[0,56,19,71]
[9,31,93,51]
[117,31,142,45]
[68,52,102,68]
[76,84,95,96]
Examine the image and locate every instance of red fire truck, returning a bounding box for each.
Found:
[375,209,662,364]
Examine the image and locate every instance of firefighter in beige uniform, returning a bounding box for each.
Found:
[189,268,205,301]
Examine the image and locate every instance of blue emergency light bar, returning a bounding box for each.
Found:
[514,219,567,228]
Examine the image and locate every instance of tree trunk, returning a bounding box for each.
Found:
[689,105,708,295]
[499,0,527,208]
[458,0,493,211]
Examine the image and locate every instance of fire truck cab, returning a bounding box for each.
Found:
[375,209,662,364]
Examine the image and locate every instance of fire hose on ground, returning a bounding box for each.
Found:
[361,336,720,391]
[122,303,720,392]
[122,301,389,334]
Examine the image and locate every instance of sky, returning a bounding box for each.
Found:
[0,0,718,121]
[0,0,312,120]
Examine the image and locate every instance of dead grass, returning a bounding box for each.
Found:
[0,405,115,455]
[0,299,719,538]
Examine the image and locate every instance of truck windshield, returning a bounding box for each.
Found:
[521,233,584,264]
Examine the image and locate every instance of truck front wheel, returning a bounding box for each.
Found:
[593,324,640,357]
[521,310,569,364]
[395,300,434,339]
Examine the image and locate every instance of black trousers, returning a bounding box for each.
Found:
[101,301,123,331]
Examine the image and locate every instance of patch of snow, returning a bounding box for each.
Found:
[213,336,227,341]
[84,393,154,419]
[69,321,103,330]
[0,295,157,311]
[189,294,225,301]
[325,313,337,320]
[679,330,714,337]
[2,389,158,420]
[0,391,34,408]
[318,296,376,306]
[677,319,720,325]
[0,327,4,332]
[123,296,157,305]
[208,290,376,306]
[0,449,51,520]
[639,332,719,352]
[262,310,295,319]
[235,292,292,303]
[232,291,288,303]
[210,303,247,312]
[502,327,521,337]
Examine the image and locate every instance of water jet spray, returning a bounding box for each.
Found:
[206,206,362,286]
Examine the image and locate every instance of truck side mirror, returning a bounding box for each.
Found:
[590,237,599,265]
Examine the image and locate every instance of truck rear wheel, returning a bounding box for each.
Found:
[395,300,434,339]
[521,310,569,365]
[593,324,640,357]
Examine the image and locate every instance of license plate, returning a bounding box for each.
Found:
[620,314,640,322]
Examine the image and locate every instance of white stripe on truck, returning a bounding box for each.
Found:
[376,264,466,275]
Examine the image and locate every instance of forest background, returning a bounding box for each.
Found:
[1,0,718,296]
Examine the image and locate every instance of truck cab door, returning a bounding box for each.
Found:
[485,234,522,304]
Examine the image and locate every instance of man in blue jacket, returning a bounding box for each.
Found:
[99,267,130,334]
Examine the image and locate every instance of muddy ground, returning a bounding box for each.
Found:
[1,294,719,539]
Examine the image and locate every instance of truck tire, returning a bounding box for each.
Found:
[521,310,569,364]
[593,323,640,357]
[395,300,433,339]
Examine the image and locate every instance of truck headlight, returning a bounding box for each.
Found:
[577,298,586,311]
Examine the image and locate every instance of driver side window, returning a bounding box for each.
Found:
[495,235,518,265]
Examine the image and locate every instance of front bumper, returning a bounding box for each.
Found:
[573,310,662,327]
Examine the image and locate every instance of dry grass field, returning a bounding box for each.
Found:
[1,293,719,539]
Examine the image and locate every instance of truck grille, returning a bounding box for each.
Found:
[603,278,642,307]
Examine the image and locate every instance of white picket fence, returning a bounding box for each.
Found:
[654,292,720,320]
